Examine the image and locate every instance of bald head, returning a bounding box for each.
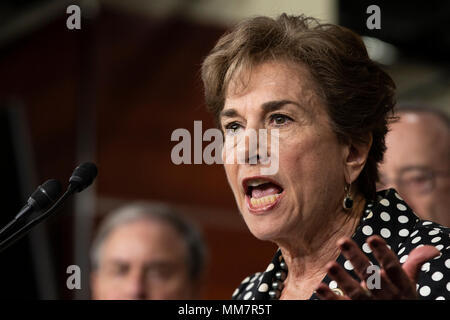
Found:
[387,111,449,165]
[379,109,450,226]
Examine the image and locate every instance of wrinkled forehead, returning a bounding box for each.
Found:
[396,112,450,145]
[385,113,450,169]
[223,59,324,119]
[225,59,318,98]
[100,218,187,260]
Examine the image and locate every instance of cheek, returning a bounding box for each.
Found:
[224,163,239,192]
[94,274,119,298]
[153,274,190,299]
[278,133,343,184]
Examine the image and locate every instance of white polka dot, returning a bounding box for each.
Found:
[429,229,440,236]
[258,283,269,292]
[380,199,390,206]
[398,215,408,223]
[397,204,407,211]
[241,276,250,284]
[432,271,444,281]
[431,237,441,243]
[422,221,433,226]
[394,192,403,200]
[435,244,444,251]
[410,230,419,237]
[399,229,409,237]
[362,225,373,236]
[436,296,445,300]
[344,260,354,270]
[398,247,405,255]
[245,282,254,291]
[419,286,431,297]
[421,262,430,272]
[232,288,239,297]
[266,263,274,272]
[250,273,260,281]
[447,282,450,292]
[366,211,373,219]
[362,243,372,253]
[381,228,391,238]
[434,253,443,260]
[329,281,337,289]
[243,291,252,300]
[399,255,408,263]
[412,236,421,244]
[380,212,390,221]
[445,259,450,269]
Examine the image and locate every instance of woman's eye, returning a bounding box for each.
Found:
[270,114,292,126]
[224,122,242,134]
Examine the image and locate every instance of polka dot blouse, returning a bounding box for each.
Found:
[232,189,450,300]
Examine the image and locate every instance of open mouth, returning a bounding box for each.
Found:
[243,177,284,213]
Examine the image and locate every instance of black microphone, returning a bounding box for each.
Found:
[16,179,62,220]
[68,162,98,193]
[0,179,62,238]
[0,162,98,253]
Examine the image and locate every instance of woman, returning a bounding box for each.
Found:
[201,14,450,300]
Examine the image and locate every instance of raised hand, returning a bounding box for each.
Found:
[315,235,440,300]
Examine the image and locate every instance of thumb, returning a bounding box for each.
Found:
[402,245,440,283]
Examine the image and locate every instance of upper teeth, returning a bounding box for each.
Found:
[247,179,269,187]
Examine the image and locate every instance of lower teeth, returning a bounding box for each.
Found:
[250,194,280,206]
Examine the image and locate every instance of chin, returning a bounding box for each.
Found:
[242,211,284,241]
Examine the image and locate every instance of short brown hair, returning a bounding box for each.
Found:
[201,14,396,200]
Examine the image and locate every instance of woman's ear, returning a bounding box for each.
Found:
[343,134,373,184]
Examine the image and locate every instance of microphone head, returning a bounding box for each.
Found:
[29,179,63,210]
[69,162,98,192]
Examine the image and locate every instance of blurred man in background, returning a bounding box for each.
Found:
[378,105,450,227]
[90,202,207,299]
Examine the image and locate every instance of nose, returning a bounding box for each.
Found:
[238,121,272,166]
[123,269,147,300]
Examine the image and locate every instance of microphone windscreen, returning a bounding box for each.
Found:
[30,179,63,209]
[69,162,98,192]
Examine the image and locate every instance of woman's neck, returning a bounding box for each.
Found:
[278,195,366,300]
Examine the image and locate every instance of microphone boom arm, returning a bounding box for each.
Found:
[0,186,74,253]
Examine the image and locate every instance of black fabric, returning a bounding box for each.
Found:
[232,189,450,300]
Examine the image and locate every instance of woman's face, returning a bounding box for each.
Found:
[221,60,348,243]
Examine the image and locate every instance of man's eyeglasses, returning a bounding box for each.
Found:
[378,166,450,196]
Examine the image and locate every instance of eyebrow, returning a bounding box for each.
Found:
[220,99,306,120]
[262,100,302,113]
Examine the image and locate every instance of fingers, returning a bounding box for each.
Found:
[315,283,348,300]
[367,236,410,298]
[324,262,373,300]
[320,236,439,300]
[338,236,413,299]
[402,245,440,284]
[338,236,400,298]
[337,237,372,283]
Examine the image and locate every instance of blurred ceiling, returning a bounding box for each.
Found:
[0,0,448,111]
